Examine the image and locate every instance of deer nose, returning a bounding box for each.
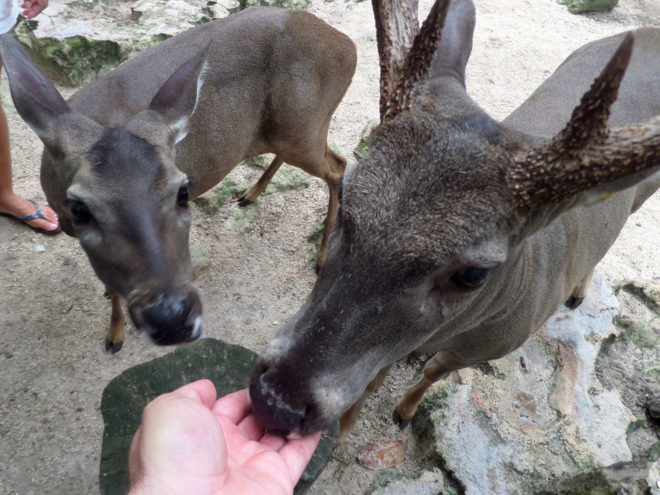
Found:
[129,288,203,345]
[249,366,308,436]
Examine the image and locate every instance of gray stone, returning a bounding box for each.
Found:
[537,457,660,495]
[618,278,660,312]
[411,272,650,494]
[12,0,232,86]
[557,0,618,14]
[241,0,311,10]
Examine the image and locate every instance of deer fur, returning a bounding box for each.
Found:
[248,0,660,439]
[0,7,356,352]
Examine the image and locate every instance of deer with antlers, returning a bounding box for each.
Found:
[248,0,660,438]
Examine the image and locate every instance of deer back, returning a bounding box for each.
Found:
[44,7,356,233]
[505,28,660,135]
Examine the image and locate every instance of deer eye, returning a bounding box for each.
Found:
[67,200,92,225]
[450,267,493,290]
[177,185,190,207]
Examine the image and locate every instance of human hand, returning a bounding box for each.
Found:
[21,0,49,19]
[128,380,321,495]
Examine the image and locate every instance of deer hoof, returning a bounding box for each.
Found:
[237,195,254,207]
[392,408,411,430]
[565,295,585,310]
[105,339,124,354]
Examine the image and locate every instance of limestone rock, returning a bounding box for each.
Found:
[411,272,649,494]
[537,457,660,495]
[13,0,231,86]
[241,0,311,10]
[618,278,660,312]
[11,0,311,86]
[557,0,618,14]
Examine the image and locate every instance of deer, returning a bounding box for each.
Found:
[248,0,660,440]
[0,7,356,352]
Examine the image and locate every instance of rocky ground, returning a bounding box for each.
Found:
[0,0,659,494]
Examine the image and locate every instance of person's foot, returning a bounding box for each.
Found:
[0,194,60,234]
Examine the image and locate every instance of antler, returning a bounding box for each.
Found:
[509,33,660,212]
[372,0,418,118]
[373,0,451,121]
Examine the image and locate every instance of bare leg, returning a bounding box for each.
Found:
[105,288,126,353]
[237,155,285,206]
[0,79,59,233]
[565,269,593,309]
[339,365,392,441]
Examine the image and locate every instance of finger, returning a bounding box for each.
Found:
[213,388,251,424]
[170,379,217,410]
[236,414,264,441]
[279,432,322,484]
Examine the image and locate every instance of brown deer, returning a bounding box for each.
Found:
[248,0,660,439]
[0,7,356,352]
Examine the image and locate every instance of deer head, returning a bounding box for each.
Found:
[1,35,209,345]
[249,0,660,436]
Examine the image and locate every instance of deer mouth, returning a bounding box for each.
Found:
[128,285,203,345]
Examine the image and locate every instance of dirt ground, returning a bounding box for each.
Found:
[0,0,659,494]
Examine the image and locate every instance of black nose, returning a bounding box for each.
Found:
[249,369,307,436]
[130,289,203,345]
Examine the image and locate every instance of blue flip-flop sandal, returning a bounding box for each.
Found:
[2,199,62,235]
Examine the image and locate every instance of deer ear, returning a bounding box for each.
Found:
[148,43,209,145]
[427,0,475,87]
[507,32,660,230]
[1,35,67,146]
[0,34,103,164]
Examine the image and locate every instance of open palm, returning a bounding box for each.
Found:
[128,380,321,495]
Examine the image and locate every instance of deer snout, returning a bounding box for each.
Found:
[128,286,203,345]
[249,363,311,437]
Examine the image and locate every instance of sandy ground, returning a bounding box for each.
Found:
[0,0,659,494]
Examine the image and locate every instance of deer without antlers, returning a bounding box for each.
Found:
[0,7,356,352]
[249,0,660,439]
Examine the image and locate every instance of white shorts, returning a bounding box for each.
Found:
[0,0,20,35]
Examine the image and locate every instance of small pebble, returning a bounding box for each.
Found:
[356,440,405,470]
[34,245,46,253]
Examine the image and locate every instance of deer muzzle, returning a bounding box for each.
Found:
[249,367,308,436]
[128,284,203,345]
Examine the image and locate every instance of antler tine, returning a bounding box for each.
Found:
[375,0,452,121]
[549,32,633,153]
[509,33,645,212]
[372,0,420,120]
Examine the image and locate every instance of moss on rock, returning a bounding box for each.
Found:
[557,0,618,14]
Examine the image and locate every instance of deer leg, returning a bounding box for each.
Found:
[393,350,465,429]
[104,287,126,354]
[339,364,392,441]
[565,269,594,310]
[237,155,285,206]
[316,147,347,268]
